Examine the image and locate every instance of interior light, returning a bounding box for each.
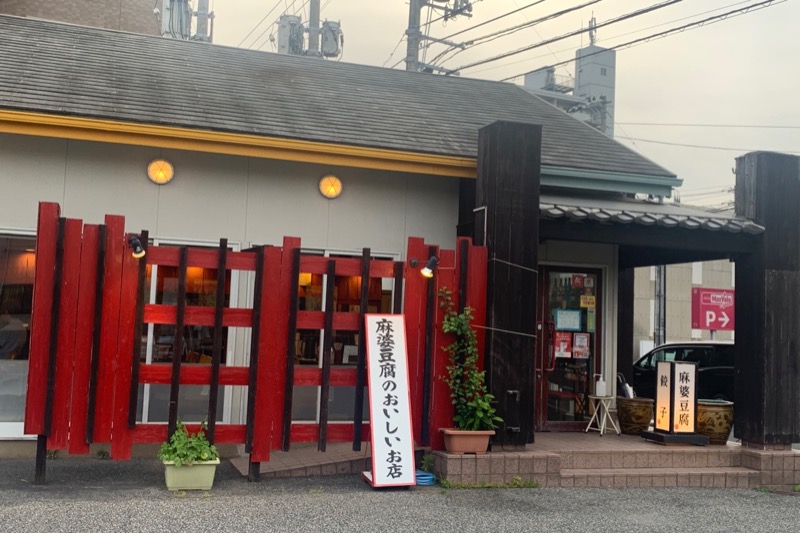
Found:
[319,175,343,199]
[298,272,312,286]
[147,159,175,185]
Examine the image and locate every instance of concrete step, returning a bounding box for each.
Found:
[559,467,759,488]
[559,448,742,470]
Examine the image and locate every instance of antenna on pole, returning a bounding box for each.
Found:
[588,15,597,46]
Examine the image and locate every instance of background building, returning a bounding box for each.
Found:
[0,0,162,35]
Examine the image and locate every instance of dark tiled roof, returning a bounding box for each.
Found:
[540,191,764,234]
[0,15,677,179]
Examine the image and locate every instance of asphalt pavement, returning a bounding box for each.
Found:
[1,456,799,532]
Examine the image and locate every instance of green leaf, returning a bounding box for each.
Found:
[157,418,220,467]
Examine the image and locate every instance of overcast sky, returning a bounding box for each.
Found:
[210,1,799,208]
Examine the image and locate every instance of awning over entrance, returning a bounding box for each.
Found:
[539,190,764,268]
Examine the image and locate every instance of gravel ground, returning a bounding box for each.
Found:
[1,457,799,533]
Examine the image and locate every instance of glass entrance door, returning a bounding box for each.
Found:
[535,267,602,431]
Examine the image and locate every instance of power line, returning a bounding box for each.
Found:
[467,0,756,75]
[682,184,736,194]
[431,0,603,67]
[423,0,486,29]
[237,0,283,47]
[383,35,406,67]
[616,135,800,154]
[617,122,800,129]
[501,0,785,81]
[433,0,552,43]
[451,0,683,74]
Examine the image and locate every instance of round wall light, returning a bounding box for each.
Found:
[147,159,175,185]
[319,175,343,199]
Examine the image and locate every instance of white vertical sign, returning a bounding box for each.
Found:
[363,314,415,487]
[672,362,696,433]
[655,361,671,432]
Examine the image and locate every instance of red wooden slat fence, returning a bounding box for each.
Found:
[24,203,487,482]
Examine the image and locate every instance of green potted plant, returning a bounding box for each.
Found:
[438,288,502,454]
[157,419,220,491]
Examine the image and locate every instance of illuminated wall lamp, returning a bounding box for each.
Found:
[409,256,439,278]
[147,159,175,185]
[319,175,343,199]
[298,272,313,286]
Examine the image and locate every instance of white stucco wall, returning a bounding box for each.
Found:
[0,132,462,434]
[0,133,460,253]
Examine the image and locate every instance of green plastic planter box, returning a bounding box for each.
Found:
[162,458,220,491]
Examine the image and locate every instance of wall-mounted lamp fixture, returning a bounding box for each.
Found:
[409,256,439,278]
[147,159,175,185]
[127,234,146,259]
[319,174,343,199]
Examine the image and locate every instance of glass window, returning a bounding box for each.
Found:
[291,251,396,423]
[143,257,233,365]
[138,241,240,424]
[0,236,36,425]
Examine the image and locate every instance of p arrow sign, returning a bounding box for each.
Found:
[692,288,735,331]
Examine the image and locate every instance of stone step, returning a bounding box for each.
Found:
[558,467,759,489]
[559,448,742,470]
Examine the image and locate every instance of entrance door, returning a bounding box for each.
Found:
[535,267,602,431]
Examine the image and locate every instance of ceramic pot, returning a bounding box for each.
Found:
[440,429,495,455]
[162,458,220,491]
[697,400,734,444]
[616,396,654,435]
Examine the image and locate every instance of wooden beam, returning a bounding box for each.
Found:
[541,219,760,258]
[477,121,541,446]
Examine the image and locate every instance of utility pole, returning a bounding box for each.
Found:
[654,264,666,346]
[308,0,321,56]
[405,1,471,74]
[196,0,210,41]
[405,0,422,71]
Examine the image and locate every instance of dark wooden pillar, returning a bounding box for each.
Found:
[616,266,635,385]
[734,151,800,448]
[475,121,541,446]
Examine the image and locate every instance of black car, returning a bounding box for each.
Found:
[632,341,735,401]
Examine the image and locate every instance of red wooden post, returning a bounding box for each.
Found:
[466,240,488,370]
[429,249,456,451]
[250,246,283,462]
[93,215,125,444]
[110,229,142,460]
[24,202,60,436]
[48,218,84,450]
[270,237,300,451]
[403,237,427,444]
[68,225,100,455]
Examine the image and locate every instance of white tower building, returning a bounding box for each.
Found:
[523,18,616,138]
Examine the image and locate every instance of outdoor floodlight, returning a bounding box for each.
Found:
[127,234,146,259]
[409,256,439,278]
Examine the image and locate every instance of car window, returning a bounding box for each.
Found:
[711,345,735,366]
[683,348,712,367]
[656,348,679,364]
[640,348,679,370]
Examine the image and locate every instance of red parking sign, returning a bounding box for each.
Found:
[691,288,735,331]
